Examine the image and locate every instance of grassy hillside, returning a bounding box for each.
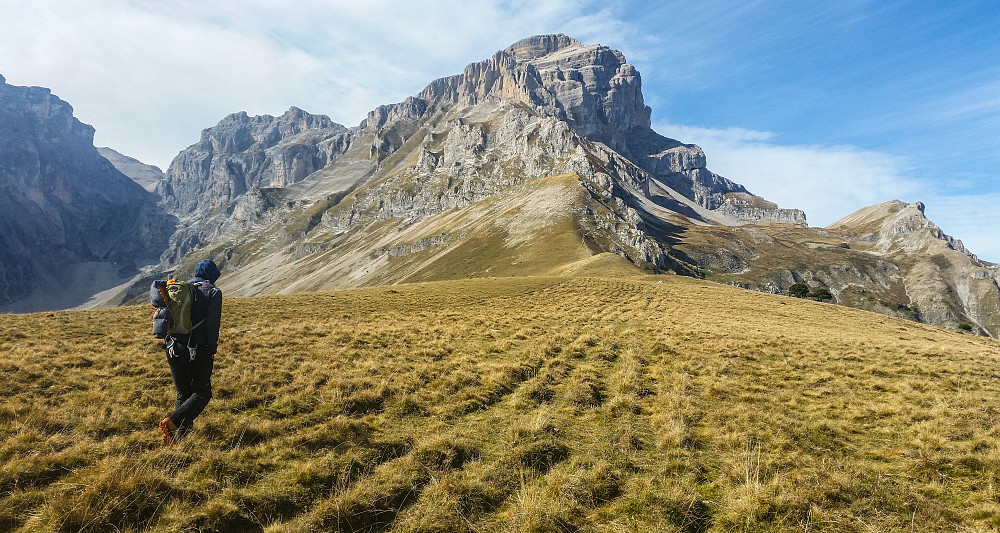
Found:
[2,274,999,532]
[172,172,615,303]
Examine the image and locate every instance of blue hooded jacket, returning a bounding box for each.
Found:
[193,259,221,284]
[190,259,223,351]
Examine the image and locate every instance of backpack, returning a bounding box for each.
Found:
[150,279,206,338]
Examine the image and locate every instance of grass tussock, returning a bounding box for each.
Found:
[1,274,1000,531]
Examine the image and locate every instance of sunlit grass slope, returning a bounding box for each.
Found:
[2,275,999,532]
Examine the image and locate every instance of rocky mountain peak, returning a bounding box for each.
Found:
[503,34,582,61]
[831,200,975,261]
[278,106,340,134]
[410,34,649,142]
[0,75,96,149]
[408,35,797,222]
[160,107,351,216]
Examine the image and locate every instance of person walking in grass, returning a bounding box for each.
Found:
[159,259,223,445]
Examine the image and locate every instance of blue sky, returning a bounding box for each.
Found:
[2,0,997,260]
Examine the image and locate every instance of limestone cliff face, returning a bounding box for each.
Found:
[397,34,801,223]
[715,192,808,225]
[0,74,172,310]
[415,34,651,148]
[159,107,351,215]
[318,102,672,270]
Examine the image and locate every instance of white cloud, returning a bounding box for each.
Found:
[654,122,921,225]
[2,0,337,167]
[653,122,998,262]
[1,0,619,168]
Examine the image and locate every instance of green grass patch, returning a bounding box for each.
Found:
[2,275,999,531]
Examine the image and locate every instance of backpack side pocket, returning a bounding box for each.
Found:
[153,307,171,339]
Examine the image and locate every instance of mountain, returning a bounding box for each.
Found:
[0,74,174,312]
[829,201,999,334]
[151,35,803,292]
[141,34,995,336]
[97,146,165,192]
[671,199,1000,336]
[2,36,996,337]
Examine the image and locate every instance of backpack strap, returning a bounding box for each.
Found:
[186,319,207,350]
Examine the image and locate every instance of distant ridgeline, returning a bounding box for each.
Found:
[0,36,997,336]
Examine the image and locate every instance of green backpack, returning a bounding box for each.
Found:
[164,279,197,334]
[151,279,205,337]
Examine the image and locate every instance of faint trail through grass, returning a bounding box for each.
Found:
[1,275,999,531]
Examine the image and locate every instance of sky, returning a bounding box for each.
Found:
[2,0,997,260]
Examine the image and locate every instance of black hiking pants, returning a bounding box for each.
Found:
[166,337,214,436]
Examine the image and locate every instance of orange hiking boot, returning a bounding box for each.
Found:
[159,417,178,445]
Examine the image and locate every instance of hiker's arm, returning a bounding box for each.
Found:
[205,290,223,352]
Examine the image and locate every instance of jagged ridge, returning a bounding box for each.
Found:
[154,34,804,275]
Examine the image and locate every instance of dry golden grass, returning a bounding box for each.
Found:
[1,274,999,532]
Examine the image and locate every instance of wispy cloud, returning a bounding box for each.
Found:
[885,79,1000,175]
[654,122,922,222]
[0,0,619,168]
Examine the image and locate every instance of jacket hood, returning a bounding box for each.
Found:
[194,259,221,283]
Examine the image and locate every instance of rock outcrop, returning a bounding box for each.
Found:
[715,192,808,225]
[674,199,999,337]
[829,201,999,336]
[159,107,352,216]
[0,74,173,311]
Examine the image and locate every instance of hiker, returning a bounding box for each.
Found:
[159,259,223,445]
